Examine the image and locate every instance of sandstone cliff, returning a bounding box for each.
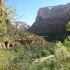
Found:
[27,3,70,36]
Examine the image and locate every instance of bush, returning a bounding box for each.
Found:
[49,48,55,54]
[37,53,42,58]
[41,50,51,57]
[32,53,37,59]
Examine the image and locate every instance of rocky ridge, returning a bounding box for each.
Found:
[11,21,30,31]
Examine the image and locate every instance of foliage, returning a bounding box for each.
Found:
[0,0,18,42]
[0,48,14,70]
[0,41,56,70]
[66,21,70,31]
[6,5,17,21]
[55,41,70,70]
[0,0,7,40]
[54,20,70,70]
[37,53,42,58]
[41,50,51,57]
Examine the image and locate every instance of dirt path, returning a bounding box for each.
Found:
[33,55,54,64]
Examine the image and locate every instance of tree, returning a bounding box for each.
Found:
[0,0,17,42]
[55,41,70,70]
[65,20,70,52]
[66,21,70,31]
[0,0,7,41]
[54,20,70,70]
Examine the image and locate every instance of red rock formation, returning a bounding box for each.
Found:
[15,39,34,45]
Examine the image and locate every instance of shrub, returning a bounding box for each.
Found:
[41,50,51,57]
[49,48,55,54]
[37,53,42,58]
[32,53,37,59]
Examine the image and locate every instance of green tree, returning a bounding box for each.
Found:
[54,20,70,70]
[65,21,70,52]
[66,21,70,31]
[0,0,7,40]
[0,0,18,42]
[55,41,70,70]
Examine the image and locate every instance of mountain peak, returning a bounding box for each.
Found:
[11,21,30,31]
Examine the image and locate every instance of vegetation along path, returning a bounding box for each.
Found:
[33,55,54,64]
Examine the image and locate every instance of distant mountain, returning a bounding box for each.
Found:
[27,3,70,36]
[11,21,30,31]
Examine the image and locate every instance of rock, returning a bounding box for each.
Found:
[11,21,30,31]
[27,3,70,35]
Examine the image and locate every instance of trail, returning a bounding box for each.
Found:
[33,55,54,64]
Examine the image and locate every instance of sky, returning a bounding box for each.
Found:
[6,0,70,26]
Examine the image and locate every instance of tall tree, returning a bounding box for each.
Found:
[0,0,17,41]
[0,0,7,41]
[55,20,70,70]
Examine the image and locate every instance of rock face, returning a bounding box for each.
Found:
[11,21,30,31]
[27,3,70,35]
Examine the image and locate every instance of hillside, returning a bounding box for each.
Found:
[0,22,56,70]
[1,23,47,48]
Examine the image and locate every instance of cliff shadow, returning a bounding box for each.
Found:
[39,31,70,42]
